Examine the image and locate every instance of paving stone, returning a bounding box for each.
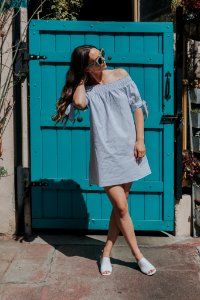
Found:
[0,236,200,300]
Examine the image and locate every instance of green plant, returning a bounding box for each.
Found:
[0,165,7,178]
[38,0,84,20]
[191,107,200,113]
[171,0,183,13]
[50,0,83,20]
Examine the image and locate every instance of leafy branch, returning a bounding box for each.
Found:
[0,0,49,178]
[29,0,83,20]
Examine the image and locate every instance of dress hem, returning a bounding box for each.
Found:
[89,170,152,188]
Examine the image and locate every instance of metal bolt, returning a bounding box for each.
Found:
[77,116,83,122]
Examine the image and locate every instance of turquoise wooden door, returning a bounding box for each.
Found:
[29,20,174,230]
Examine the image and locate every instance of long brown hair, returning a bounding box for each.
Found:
[51,44,97,124]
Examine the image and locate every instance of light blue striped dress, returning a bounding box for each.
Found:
[65,74,152,187]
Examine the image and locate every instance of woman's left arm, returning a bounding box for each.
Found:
[134,108,146,159]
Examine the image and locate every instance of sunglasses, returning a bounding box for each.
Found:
[87,48,106,67]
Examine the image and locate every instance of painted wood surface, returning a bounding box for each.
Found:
[29,20,174,230]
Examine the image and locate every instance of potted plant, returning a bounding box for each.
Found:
[182,150,200,224]
[183,150,200,182]
[182,150,200,226]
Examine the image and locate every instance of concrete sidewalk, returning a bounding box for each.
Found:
[0,232,200,300]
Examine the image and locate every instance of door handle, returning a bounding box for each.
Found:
[165,71,171,100]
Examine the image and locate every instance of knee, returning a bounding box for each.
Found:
[114,203,128,218]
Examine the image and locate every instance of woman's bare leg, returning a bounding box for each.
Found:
[101,208,120,257]
[100,183,133,275]
[103,183,143,262]
[102,182,133,257]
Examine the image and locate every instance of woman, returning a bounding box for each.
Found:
[52,45,156,276]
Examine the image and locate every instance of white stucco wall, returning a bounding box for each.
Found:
[175,194,192,236]
[0,10,16,236]
[0,7,29,237]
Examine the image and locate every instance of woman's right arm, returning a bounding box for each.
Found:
[72,80,88,109]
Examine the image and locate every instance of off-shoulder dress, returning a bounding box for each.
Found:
[65,74,152,187]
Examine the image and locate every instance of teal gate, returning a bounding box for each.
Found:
[29,20,174,230]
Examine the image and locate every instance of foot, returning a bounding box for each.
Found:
[100,255,112,276]
[137,257,156,275]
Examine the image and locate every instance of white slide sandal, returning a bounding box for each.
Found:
[100,256,112,276]
[137,257,156,275]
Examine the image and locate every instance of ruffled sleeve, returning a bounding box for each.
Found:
[64,102,76,122]
[124,77,149,118]
[64,94,90,123]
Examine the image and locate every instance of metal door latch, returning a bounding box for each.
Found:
[161,112,183,124]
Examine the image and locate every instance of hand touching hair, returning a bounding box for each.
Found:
[51,44,96,124]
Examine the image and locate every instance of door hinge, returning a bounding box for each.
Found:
[31,181,49,187]
[23,54,47,61]
[14,41,47,83]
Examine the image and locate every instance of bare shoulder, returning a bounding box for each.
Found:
[114,68,129,79]
[103,68,129,82]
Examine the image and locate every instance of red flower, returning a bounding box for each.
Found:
[181,0,200,13]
